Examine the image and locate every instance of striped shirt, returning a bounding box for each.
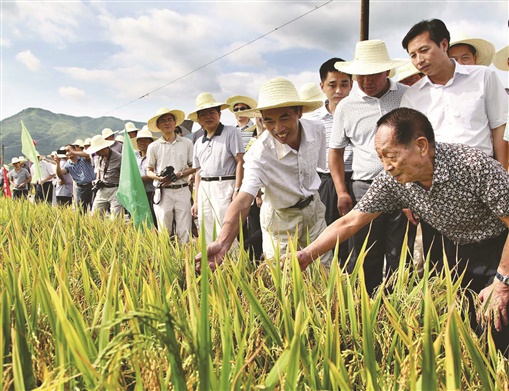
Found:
[64,157,96,185]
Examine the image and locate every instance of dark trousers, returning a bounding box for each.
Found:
[12,189,29,199]
[76,185,93,212]
[56,196,73,206]
[243,201,263,261]
[442,229,509,355]
[146,191,157,229]
[35,182,53,203]
[318,171,354,266]
[350,180,416,295]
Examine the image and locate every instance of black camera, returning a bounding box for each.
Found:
[159,165,178,183]
[92,180,105,192]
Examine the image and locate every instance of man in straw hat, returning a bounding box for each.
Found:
[85,134,123,218]
[330,39,415,295]
[448,33,495,66]
[225,95,258,151]
[124,122,139,139]
[295,107,509,355]
[102,128,122,153]
[401,19,508,267]
[196,77,333,270]
[188,93,244,244]
[146,108,195,241]
[8,157,31,199]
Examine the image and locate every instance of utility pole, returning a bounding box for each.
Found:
[1,144,4,166]
[360,0,369,41]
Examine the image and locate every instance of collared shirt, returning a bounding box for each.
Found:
[8,168,30,189]
[236,120,255,151]
[31,160,55,180]
[241,118,326,210]
[135,152,155,192]
[355,143,509,244]
[146,135,194,186]
[193,123,244,177]
[55,160,73,197]
[64,157,96,185]
[401,61,508,157]
[330,80,408,180]
[304,104,353,173]
[98,149,122,185]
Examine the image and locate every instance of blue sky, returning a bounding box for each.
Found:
[1,0,507,130]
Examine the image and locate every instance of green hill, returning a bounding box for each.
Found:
[0,108,145,164]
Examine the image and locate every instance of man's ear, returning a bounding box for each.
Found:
[415,137,429,155]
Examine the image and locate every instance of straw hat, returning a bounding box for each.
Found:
[225,95,258,114]
[334,40,408,77]
[85,134,115,155]
[299,82,326,102]
[18,156,27,162]
[102,128,118,139]
[72,139,84,148]
[187,93,229,122]
[147,107,186,132]
[115,134,124,143]
[84,138,92,146]
[133,127,157,151]
[395,62,421,83]
[9,157,21,165]
[124,122,139,133]
[243,77,323,118]
[493,45,509,71]
[449,33,495,66]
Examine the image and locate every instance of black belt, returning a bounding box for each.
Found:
[77,182,92,187]
[164,183,189,189]
[201,175,236,182]
[317,172,331,178]
[352,179,373,184]
[289,195,314,209]
[103,183,119,188]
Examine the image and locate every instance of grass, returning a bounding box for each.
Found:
[1,197,508,390]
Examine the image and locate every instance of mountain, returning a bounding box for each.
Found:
[0,108,146,163]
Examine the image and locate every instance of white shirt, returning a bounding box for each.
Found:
[400,61,508,157]
[330,80,408,181]
[32,159,55,181]
[146,135,193,186]
[241,118,326,210]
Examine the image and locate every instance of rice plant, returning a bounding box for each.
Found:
[0,197,508,390]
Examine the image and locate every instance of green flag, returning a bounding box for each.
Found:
[20,121,41,182]
[117,134,153,229]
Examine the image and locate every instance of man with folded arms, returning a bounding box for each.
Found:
[189,93,244,244]
[196,77,332,269]
[146,108,195,242]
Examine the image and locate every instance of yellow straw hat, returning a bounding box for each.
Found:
[449,33,495,66]
[147,107,186,132]
[493,45,509,71]
[187,93,229,122]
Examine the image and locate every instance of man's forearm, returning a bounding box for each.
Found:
[329,148,347,193]
[217,192,254,248]
[492,124,508,170]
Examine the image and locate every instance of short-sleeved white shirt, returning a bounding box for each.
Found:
[146,135,194,186]
[400,61,508,157]
[241,118,326,210]
[330,80,408,181]
[192,124,244,177]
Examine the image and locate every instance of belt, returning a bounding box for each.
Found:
[317,172,331,178]
[103,183,119,188]
[201,175,236,182]
[289,195,314,209]
[352,179,373,184]
[164,183,189,189]
[77,182,92,187]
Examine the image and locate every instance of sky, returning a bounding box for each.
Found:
[1,0,508,132]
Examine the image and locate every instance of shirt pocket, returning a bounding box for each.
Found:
[456,98,485,129]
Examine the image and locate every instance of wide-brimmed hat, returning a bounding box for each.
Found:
[9,157,21,165]
[18,156,27,162]
[225,95,258,114]
[115,134,124,143]
[85,134,115,155]
[102,128,118,139]
[449,33,495,67]
[334,40,408,78]
[395,62,421,83]
[133,127,157,151]
[72,139,84,148]
[147,107,186,132]
[84,138,92,146]
[187,93,229,122]
[299,82,326,102]
[243,77,323,118]
[124,122,139,134]
[493,45,509,71]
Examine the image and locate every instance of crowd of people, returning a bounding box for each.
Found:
[2,18,509,353]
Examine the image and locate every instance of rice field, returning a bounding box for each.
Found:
[1,197,508,390]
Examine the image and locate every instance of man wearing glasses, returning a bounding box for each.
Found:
[189,93,244,244]
[226,95,258,150]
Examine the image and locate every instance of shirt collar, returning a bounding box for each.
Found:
[202,123,224,142]
[419,60,468,89]
[276,121,314,159]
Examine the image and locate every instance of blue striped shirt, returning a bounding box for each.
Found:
[64,157,96,184]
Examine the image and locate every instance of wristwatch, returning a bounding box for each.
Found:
[495,272,509,286]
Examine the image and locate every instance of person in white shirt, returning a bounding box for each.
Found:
[33,153,56,203]
[196,77,332,271]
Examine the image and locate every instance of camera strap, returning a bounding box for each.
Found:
[100,150,112,180]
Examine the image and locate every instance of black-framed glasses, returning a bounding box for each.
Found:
[233,106,250,112]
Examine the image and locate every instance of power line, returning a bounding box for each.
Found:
[4,0,333,149]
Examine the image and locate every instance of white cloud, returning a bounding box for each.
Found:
[59,86,86,101]
[16,50,41,71]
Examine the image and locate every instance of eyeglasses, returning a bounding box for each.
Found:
[198,109,219,118]
[157,116,175,124]
[233,106,250,112]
